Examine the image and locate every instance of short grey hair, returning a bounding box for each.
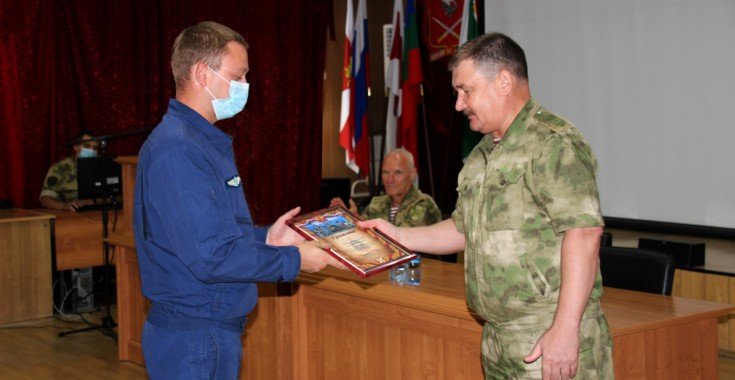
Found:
[448,32,528,81]
[386,148,415,169]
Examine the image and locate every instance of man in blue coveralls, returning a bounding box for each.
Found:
[133,21,345,379]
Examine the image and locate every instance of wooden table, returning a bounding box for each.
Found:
[110,157,733,379]
[39,209,114,271]
[0,209,53,323]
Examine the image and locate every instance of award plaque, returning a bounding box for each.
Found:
[286,205,417,277]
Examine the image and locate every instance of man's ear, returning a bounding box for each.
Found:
[193,62,209,88]
[496,70,513,95]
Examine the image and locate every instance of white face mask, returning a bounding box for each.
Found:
[78,147,98,158]
[204,67,250,121]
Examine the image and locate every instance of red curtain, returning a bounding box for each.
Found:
[0,0,332,223]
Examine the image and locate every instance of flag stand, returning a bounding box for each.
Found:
[366,88,378,197]
[376,111,387,196]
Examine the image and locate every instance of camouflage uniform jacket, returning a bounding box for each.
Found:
[452,98,605,326]
[362,186,442,227]
[40,156,78,202]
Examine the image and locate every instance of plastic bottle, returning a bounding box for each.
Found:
[406,256,421,285]
[390,256,421,285]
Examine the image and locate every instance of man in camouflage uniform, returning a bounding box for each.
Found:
[332,148,441,228]
[361,33,613,379]
[39,130,99,211]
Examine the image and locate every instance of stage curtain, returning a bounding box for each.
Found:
[0,0,331,224]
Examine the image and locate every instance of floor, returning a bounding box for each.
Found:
[0,311,145,380]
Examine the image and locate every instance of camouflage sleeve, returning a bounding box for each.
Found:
[451,205,465,234]
[401,197,442,227]
[532,132,604,233]
[360,198,389,222]
[421,197,442,225]
[451,176,473,234]
[39,164,61,200]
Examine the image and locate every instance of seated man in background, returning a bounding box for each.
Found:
[331,148,450,260]
[332,148,441,227]
[39,130,99,211]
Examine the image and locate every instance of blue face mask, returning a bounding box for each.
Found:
[205,67,249,121]
[78,147,98,158]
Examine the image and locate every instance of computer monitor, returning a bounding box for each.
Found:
[77,156,122,200]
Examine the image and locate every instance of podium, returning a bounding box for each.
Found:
[0,209,53,323]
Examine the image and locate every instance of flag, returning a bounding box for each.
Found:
[384,0,403,155]
[338,0,358,173]
[459,0,478,45]
[424,0,463,61]
[352,0,371,177]
[459,0,482,161]
[399,0,422,167]
[340,0,371,177]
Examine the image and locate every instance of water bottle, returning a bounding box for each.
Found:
[406,256,421,285]
[389,262,408,283]
[390,256,421,285]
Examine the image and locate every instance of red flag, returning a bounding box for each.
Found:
[423,0,463,61]
[339,0,370,177]
[339,0,358,174]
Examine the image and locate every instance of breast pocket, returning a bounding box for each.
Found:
[483,169,525,232]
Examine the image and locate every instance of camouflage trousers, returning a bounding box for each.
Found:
[481,314,614,379]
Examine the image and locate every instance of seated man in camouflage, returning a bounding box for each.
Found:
[331,148,443,238]
[39,130,99,211]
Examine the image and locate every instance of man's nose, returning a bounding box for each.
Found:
[455,94,466,112]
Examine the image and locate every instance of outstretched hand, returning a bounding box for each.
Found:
[329,197,359,215]
[266,206,305,246]
[357,218,403,245]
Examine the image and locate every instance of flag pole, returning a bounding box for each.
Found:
[441,99,457,201]
[367,87,377,196]
[418,84,436,198]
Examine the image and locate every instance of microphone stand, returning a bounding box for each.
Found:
[58,128,150,339]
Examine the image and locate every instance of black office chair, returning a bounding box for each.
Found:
[599,246,676,295]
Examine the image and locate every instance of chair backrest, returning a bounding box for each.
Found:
[350,178,370,199]
[599,246,676,295]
